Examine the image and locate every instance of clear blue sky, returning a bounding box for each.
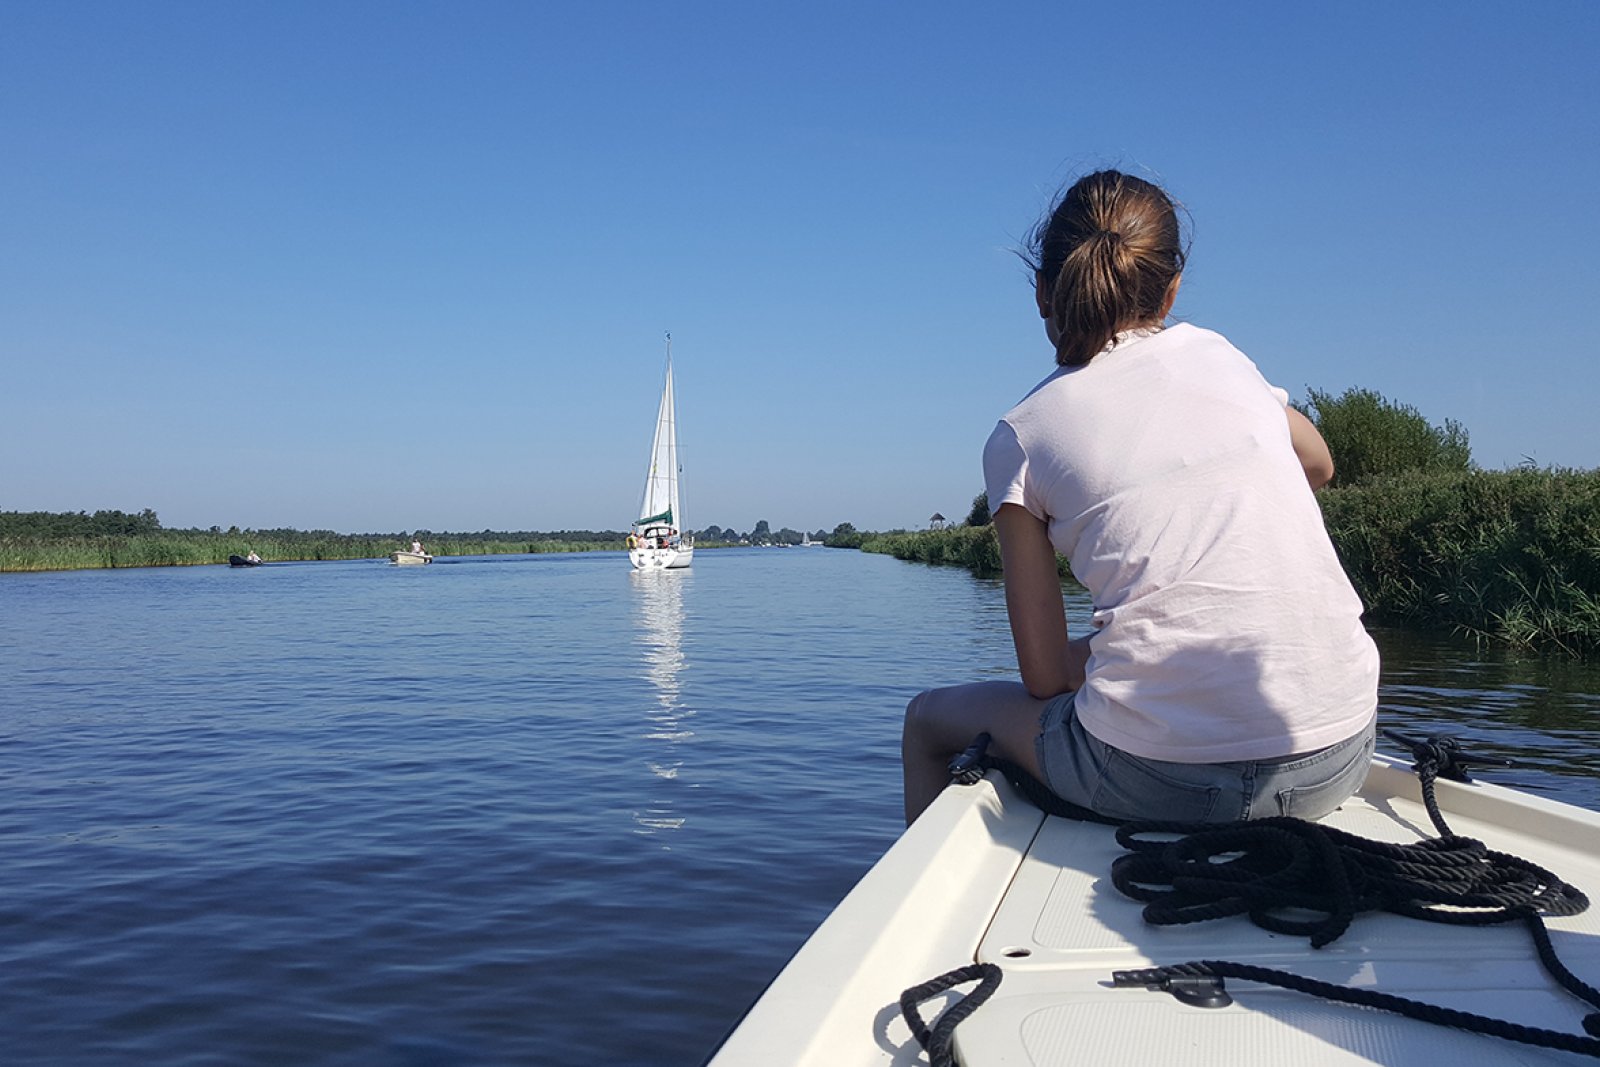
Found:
[3,2,1596,535]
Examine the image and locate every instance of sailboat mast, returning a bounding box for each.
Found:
[665,334,681,530]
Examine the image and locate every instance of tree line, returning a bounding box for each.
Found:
[0,508,855,571]
[698,520,832,545]
[0,509,164,538]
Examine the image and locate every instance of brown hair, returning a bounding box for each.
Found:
[1025,170,1188,367]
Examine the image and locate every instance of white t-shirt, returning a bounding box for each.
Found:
[983,323,1379,763]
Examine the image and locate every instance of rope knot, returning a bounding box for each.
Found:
[1382,728,1515,784]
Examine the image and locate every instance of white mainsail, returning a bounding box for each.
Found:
[637,357,679,528]
[629,335,693,570]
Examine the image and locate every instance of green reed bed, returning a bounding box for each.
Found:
[862,524,1042,580]
[1318,467,1600,657]
[0,533,627,572]
[0,538,118,572]
[1,534,369,571]
[0,535,238,571]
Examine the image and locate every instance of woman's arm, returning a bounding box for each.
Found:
[993,503,1088,698]
[1287,406,1335,489]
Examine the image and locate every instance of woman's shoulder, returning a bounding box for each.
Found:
[1157,321,1242,353]
[1156,323,1268,378]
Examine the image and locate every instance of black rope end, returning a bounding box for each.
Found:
[948,732,993,786]
[1112,965,1233,1009]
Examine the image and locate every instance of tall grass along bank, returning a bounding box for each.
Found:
[862,524,1073,581]
[0,529,626,572]
[1318,467,1600,657]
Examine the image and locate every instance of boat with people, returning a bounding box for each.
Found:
[390,539,432,566]
[629,334,694,571]
[707,735,1600,1065]
[228,553,263,567]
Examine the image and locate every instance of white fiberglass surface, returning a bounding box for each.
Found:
[965,760,1600,1065]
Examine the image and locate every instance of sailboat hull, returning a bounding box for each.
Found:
[629,545,694,570]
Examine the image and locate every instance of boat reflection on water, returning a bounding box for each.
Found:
[630,568,695,835]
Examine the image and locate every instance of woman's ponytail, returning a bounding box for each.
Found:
[1027,171,1187,367]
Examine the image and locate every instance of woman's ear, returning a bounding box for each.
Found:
[1035,271,1052,319]
[1159,275,1182,320]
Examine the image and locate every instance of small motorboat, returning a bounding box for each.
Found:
[228,554,263,567]
[389,550,432,566]
[708,739,1600,1066]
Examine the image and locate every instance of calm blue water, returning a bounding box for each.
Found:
[3,548,1598,1065]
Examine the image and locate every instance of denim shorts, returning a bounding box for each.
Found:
[1034,692,1377,823]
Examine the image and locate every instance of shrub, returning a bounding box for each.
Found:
[1300,388,1472,486]
[862,525,1066,581]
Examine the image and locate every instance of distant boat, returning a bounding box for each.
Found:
[629,334,694,571]
[389,550,432,566]
[228,554,263,567]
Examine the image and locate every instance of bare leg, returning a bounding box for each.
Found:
[902,681,1054,825]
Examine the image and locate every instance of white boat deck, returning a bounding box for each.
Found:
[710,757,1600,1066]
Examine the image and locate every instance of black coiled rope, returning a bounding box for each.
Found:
[899,731,1600,1066]
[1111,813,1589,948]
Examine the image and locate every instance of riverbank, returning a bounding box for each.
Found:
[863,467,1600,659]
[0,532,626,572]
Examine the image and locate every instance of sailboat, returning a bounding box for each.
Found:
[629,335,694,571]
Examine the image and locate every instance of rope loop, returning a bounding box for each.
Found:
[899,963,1002,1067]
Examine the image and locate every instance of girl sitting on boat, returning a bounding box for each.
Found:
[902,169,1379,826]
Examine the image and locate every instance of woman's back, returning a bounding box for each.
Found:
[986,323,1378,762]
